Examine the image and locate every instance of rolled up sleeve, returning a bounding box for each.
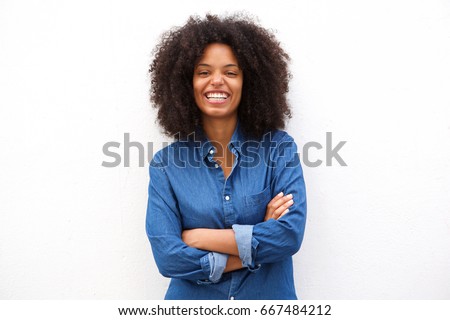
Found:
[232,224,260,271]
[232,135,307,266]
[146,155,227,283]
[207,252,228,283]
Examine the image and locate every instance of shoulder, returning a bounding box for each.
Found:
[259,129,297,151]
[240,129,297,155]
[261,130,300,167]
[265,129,294,143]
[150,140,191,169]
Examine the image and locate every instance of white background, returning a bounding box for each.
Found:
[1,0,449,299]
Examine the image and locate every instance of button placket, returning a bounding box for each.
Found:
[222,178,235,227]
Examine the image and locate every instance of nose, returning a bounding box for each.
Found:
[211,72,224,86]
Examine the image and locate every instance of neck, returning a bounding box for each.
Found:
[202,116,237,152]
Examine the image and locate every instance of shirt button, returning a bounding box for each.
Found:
[230,296,235,300]
[215,164,219,168]
[225,195,230,201]
[209,149,214,155]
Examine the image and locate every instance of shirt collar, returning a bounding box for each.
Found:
[196,121,245,159]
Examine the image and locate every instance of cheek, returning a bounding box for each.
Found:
[193,80,206,96]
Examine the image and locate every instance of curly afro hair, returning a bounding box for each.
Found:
[149,13,292,139]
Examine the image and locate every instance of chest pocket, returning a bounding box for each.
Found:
[241,185,272,225]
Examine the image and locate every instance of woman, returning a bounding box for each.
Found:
[146,14,307,300]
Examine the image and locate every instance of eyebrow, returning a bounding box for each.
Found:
[196,63,239,68]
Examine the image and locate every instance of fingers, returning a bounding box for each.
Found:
[272,193,293,211]
[266,192,284,208]
[271,197,294,220]
[265,192,294,221]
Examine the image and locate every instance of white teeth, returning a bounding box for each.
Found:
[206,92,228,99]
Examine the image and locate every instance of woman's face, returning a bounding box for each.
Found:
[193,43,243,122]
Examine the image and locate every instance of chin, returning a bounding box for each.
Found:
[201,108,238,120]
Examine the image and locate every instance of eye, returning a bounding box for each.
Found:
[197,70,210,77]
[226,71,238,77]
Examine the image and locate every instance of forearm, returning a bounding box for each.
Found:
[183,228,239,256]
[182,229,244,273]
[224,255,244,273]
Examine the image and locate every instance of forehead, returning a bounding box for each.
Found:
[197,43,239,65]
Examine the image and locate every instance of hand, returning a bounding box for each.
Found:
[264,192,294,221]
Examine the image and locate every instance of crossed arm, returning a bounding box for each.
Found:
[147,135,306,281]
[181,192,295,272]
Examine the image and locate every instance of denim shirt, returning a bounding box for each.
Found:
[146,123,307,300]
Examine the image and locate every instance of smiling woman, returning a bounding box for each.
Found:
[146,13,307,300]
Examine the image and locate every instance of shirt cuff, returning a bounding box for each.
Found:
[199,252,228,284]
[209,252,228,283]
[232,224,261,272]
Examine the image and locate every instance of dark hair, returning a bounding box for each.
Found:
[149,13,292,139]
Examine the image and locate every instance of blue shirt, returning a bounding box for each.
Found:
[145,123,307,299]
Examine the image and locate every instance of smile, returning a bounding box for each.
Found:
[204,91,230,103]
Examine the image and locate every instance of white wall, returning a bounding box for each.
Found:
[1,0,449,299]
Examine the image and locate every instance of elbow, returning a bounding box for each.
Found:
[282,233,301,256]
[284,224,305,256]
[152,250,178,278]
[148,240,201,279]
[149,243,178,277]
[155,261,173,278]
[146,237,176,278]
[289,235,302,255]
